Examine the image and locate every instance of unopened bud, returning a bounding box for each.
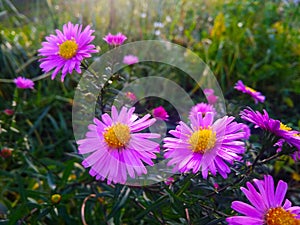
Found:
[51,194,61,204]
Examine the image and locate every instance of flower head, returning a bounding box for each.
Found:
[3,109,14,116]
[77,106,160,184]
[0,148,12,158]
[226,175,300,225]
[103,32,127,46]
[14,76,34,89]
[163,112,248,179]
[213,183,219,190]
[203,88,218,105]
[234,80,265,104]
[164,177,175,185]
[125,91,137,101]
[240,107,300,155]
[152,106,169,121]
[189,103,216,121]
[241,123,251,140]
[123,55,139,65]
[38,22,98,82]
[51,194,62,204]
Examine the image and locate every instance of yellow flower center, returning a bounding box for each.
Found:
[103,123,131,148]
[280,123,292,131]
[245,86,257,93]
[58,39,78,59]
[51,194,62,204]
[189,128,216,153]
[265,207,300,225]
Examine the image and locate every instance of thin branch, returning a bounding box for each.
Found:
[133,198,164,224]
[185,207,191,225]
[198,202,230,217]
[24,150,60,179]
[250,147,265,169]
[256,152,281,165]
[205,142,274,197]
[81,194,96,225]
[32,72,52,81]
[0,72,52,83]
[205,175,246,197]
[17,207,39,224]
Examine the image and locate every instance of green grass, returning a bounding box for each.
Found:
[0,0,299,224]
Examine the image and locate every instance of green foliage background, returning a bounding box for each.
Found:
[0,0,299,224]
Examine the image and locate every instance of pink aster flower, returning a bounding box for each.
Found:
[234,80,265,104]
[152,106,169,121]
[103,32,127,46]
[38,22,98,82]
[125,91,137,101]
[123,55,139,65]
[164,177,175,185]
[226,175,300,225]
[77,106,160,184]
[272,138,300,161]
[240,107,300,155]
[213,183,219,190]
[293,148,300,161]
[14,76,34,89]
[203,88,218,105]
[241,123,251,140]
[163,112,248,179]
[189,103,216,121]
[3,109,14,116]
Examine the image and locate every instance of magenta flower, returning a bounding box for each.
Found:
[240,107,300,156]
[152,106,169,121]
[234,80,265,104]
[38,22,98,82]
[77,106,160,184]
[226,175,300,225]
[0,148,12,159]
[163,112,248,179]
[123,55,139,65]
[164,177,175,185]
[125,91,137,101]
[213,183,219,190]
[203,88,218,105]
[293,149,300,161]
[14,76,34,89]
[189,103,216,121]
[241,123,251,140]
[3,109,14,116]
[103,32,127,46]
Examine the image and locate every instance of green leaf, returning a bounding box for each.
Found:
[37,207,52,221]
[134,195,168,220]
[46,172,56,190]
[283,97,294,108]
[7,205,28,225]
[106,186,130,221]
[23,153,39,173]
[28,105,51,136]
[60,160,75,188]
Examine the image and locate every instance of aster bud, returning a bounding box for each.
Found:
[0,148,12,158]
[51,194,61,204]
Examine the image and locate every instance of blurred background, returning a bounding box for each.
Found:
[0,0,299,224]
[2,0,300,115]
